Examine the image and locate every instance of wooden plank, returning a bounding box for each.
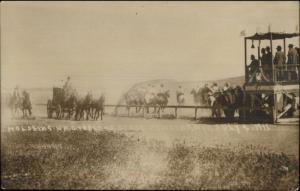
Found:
[104,104,212,109]
[277,104,292,119]
[277,117,299,124]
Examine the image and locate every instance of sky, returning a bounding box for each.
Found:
[1,1,299,100]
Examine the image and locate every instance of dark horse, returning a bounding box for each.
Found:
[205,87,243,120]
[155,90,170,113]
[75,94,93,120]
[59,94,77,120]
[21,91,32,118]
[90,95,105,120]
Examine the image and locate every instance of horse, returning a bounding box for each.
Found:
[233,85,246,120]
[90,94,105,120]
[176,92,185,106]
[124,91,145,113]
[190,88,202,106]
[75,94,93,120]
[204,87,240,120]
[59,94,77,120]
[8,94,22,118]
[191,86,210,106]
[21,92,32,118]
[144,90,170,114]
[155,90,170,113]
[144,92,157,113]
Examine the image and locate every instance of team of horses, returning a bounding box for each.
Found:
[190,85,246,119]
[47,93,105,121]
[124,85,247,119]
[124,89,170,114]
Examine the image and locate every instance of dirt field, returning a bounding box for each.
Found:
[1,106,299,189]
[2,109,299,156]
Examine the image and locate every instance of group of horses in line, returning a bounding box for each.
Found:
[47,92,105,121]
[123,84,262,120]
[124,89,171,114]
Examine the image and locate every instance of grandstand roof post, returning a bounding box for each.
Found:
[244,38,248,83]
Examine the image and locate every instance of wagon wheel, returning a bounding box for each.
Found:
[56,104,61,119]
[47,100,53,118]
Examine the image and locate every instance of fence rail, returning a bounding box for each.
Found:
[36,103,274,120]
[30,103,300,123]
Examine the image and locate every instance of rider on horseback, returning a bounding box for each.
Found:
[157,84,166,96]
[22,90,32,116]
[223,82,234,104]
[208,83,220,106]
[176,85,185,105]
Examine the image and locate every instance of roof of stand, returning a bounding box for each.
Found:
[245,32,299,40]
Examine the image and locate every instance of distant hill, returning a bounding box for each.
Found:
[118,76,244,105]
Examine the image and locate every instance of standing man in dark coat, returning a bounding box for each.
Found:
[247,55,259,82]
[287,44,299,80]
[260,48,271,81]
[265,46,273,78]
[273,45,286,81]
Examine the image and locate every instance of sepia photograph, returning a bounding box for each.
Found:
[1,1,299,190]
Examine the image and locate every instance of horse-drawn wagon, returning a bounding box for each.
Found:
[47,87,78,119]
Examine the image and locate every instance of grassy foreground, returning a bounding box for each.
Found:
[1,130,299,190]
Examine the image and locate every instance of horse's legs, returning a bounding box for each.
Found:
[217,107,221,118]
[86,109,89,120]
[78,110,81,120]
[96,110,99,120]
[211,108,215,118]
[68,110,71,120]
[93,108,97,120]
[80,110,84,120]
[22,109,26,118]
[90,108,94,120]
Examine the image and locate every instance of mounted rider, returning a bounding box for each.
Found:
[223,82,234,104]
[208,83,220,106]
[176,85,185,105]
[157,84,166,96]
[22,90,32,115]
[176,85,184,99]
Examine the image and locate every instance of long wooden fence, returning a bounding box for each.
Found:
[37,103,211,119]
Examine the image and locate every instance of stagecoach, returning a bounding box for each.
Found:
[243,32,299,123]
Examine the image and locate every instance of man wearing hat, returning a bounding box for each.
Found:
[247,55,259,82]
[274,45,286,81]
[287,44,299,80]
[265,46,273,67]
